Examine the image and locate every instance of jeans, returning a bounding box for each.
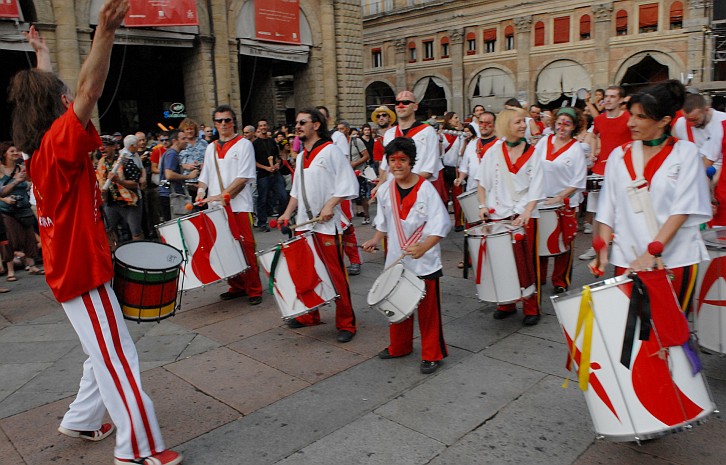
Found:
[256,173,289,225]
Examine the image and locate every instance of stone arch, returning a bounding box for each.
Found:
[467,65,517,113]
[535,58,591,106]
[412,74,451,116]
[365,80,396,113]
[613,50,683,93]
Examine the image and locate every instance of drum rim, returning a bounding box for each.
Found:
[551,274,631,302]
[537,199,564,210]
[113,240,184,271]
[465,221,522,238]
[702,226,726,249]
[456,190,478,199]
[256,230,315,256]
[155,205,226,230]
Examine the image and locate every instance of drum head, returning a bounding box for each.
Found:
[367,264,405,305]
[466,221,517,237]
[115,241,183,270]
[702,227,726,249]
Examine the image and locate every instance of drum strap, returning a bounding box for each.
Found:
[268,245,282,295]
[213,145,226,192]
[298,157,315,221]
[620,275,653,369]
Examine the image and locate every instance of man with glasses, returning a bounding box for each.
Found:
[277,108,359,343]
[370,105,396,172]
[376,91,443,197]
[196,106,263,304]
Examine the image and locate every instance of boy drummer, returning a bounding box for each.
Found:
[362,137,451,374]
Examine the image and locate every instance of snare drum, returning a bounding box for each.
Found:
[552,274,715,441]
[456,190,481,225]
[156,206,249,290]
[466,222,535,303]
[695,227,726,354]
[538,201,568,256]
[257,231,338,320]
[367,263,425,323]
[113,241,183,322]
[586,175,604,193]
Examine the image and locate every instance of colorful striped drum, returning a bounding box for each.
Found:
[113,241,183,322]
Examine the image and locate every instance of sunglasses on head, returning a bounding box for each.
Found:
[396,100,414,106]
[214,118,233,123]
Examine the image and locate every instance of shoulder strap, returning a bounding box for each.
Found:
[298,150,315,220]
[213,144,225,191]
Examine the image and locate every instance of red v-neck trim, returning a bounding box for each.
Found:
[215,135,243,159]
[502,143,535,174]
[395,122,428,139]
[623,137,676,184]
[477,137,498,159]
[545,135,576,161]
[394,175,426,220]
[303,141,332,168]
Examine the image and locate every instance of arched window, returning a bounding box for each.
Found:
[616,10,628,36]
[639,3,659,33]
[504,25,515,50]
[441,36,450,58]
[553,16,570,44]
[466,31,476,54]
[534,21,545,46]
[670,2,683,29]
[579,14,591,40]
[408,41,416,62]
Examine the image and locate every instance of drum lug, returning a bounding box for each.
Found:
[595,434,605,441]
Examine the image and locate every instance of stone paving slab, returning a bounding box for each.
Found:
[482,327,569,377]
[375,353,547,446]
[165,346,310,415]
[444,307,521,353]
[0,340,77,364]
[0,425,24,464]
[194,304,284,345]
[0,362,53,394]
[427,375,594,465]
[0,322,77,343]
[227,328,367,384]
[275,412,446,465]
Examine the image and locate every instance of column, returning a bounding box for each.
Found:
[50,0,81,92]
[320,0,339,115]
[449,28,465,116]
[394,38,407,91]
[210,0,231,104]
[513,16,532,104]
[592,3,614,89]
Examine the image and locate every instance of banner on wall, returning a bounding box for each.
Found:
[125,0,199,27]
[0,0,20,19]
[255,0,300,45]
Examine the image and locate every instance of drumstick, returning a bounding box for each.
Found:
[270,216,322,235]
[102,153,130,190]
[382,253,407,273]
[648,241,664,270]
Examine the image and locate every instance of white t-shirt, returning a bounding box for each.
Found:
[373,178,451,276]
[672,110,726,166]
[198,137,256,213]
[535,135,587,205]
[380,123,443,181]
[459,136,498,193]
[441,134,463,167]
[290,141,359,235]
[596,139,711,268]
[475,140,544,219]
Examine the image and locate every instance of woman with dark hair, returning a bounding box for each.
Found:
[534,107,587,293]
[0,141,43,279]
[440,112,465,227]
[591,79,710,313]
[7,3,182,464]
[475,108,544,325]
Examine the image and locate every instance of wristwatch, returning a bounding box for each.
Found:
[478,204,486,209]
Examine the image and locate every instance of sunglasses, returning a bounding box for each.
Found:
[396,100,414,106]
[159,138,169,142]
[376,113,389,118]
[295,119,311,126]
[214,118,233,123]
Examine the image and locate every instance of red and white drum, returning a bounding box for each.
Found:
[156,206,249,290]
[456,190,481,226]
[257,231,338,320]
[466,221,535,303]
[367,263,425,323]
[538,200,568,256]
[552,274,715,441]
[695,227,726,354]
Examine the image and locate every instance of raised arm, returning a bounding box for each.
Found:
[74,0,129,127]
[25,25,52,72]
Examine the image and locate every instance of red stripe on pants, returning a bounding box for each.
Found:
[228,212,263,297]
[452,182,464,228]
[387,278,448,361]
[294,232,357,332]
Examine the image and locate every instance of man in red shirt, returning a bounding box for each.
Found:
[8,2,182,464]
[580,85,631,259]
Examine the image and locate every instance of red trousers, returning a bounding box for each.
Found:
[342,224,361,265]
[452,182,464,228]
[387,277,447,361]
[293,232,357,333]
[497,218,541,316]
[227,212,263,297]
[614,264,697,314]
[539,248,574,289]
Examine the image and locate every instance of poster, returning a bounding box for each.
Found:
[0,0,20,19]
[255,0,300,45]
[126,0,198,27]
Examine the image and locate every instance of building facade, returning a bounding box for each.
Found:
[362,0,713,118]
[0,0,365,139]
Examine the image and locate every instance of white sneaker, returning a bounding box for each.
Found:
[583,223,593,234]
[578,247,596,260]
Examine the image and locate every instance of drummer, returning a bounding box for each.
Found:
[591,79,711,314]
[362,137,451,374]
[535,107,587,294]
[476,108,544,325]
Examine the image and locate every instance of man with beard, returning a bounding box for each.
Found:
[672,92,726,167]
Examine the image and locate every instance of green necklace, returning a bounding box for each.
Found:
[505,138,526,148]
[642,134,668,147]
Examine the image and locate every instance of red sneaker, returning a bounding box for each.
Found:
[58,423,115,442]
[114,450,183,465]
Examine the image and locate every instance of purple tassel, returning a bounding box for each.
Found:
[682,335,702,375]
